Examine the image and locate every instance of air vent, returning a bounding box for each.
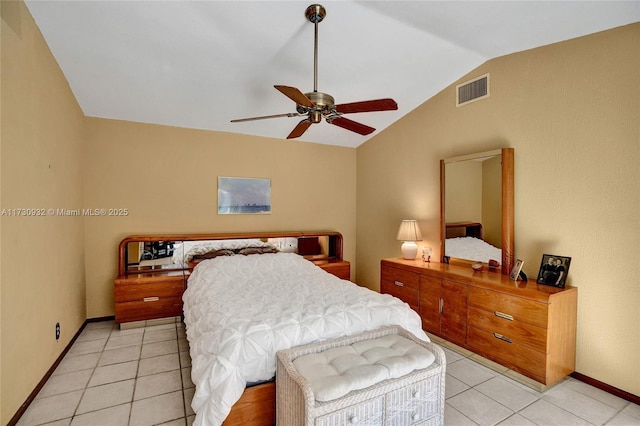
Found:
[456,74,489,106]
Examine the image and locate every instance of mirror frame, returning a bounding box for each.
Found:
[440,147,514,275]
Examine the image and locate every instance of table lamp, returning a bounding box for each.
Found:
[396,220,423,260]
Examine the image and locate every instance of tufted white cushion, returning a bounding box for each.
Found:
[292,334,435,402]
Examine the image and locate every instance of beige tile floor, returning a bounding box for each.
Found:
[15,320,640,426]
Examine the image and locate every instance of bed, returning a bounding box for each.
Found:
[180,236,428,426]
[445,222,502,264]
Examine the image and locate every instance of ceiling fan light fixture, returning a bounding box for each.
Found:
[310,111,322,123]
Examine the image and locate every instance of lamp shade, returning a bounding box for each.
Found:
[396,220,422,260]
[396,220,423,242]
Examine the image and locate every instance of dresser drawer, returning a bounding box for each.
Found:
[381,280,419,312]
[467,326,546,383]
[115,296,183,323]
[468,306,547,352]
[115,279,184,303]
[381,265,420,311]
[468,287,548,328]
[316,396,384,426]
[381,266,420,290]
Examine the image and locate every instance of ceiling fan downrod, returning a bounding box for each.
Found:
[305,4,326,93]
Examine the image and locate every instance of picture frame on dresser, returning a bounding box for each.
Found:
[509,259,525,281]
[536,254,571,288]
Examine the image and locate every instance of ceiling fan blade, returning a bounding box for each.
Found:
[274,85,314,107]
[335,98,398,114]
[287,119,312,139]
[329,117,375,136]
[231,112,301,123]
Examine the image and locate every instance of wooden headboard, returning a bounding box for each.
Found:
[445,222,484,240]
[117,231,344,277]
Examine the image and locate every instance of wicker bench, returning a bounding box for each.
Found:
[276,326,446,425]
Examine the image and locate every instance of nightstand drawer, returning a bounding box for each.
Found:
[115,279,184,303]
[468,287,548,328]
[468,306,547,352]
[318,261,350,280]
[115,296,183,323]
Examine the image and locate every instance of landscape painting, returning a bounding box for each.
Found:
[218,177,271,214]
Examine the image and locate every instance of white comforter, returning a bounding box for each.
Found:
[445,236,502,263]
[183,253,428,426]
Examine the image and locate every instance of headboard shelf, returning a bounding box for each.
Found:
[117,231,344,277]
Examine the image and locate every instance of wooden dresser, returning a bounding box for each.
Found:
[381,258,577,386]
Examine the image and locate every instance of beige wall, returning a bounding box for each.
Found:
[83,118,357,317]
[356,23,640,396]
[1,1,87,422]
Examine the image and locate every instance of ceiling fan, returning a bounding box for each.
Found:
[231,4,398,139]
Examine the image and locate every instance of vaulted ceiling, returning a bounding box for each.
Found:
[25,1,640,147]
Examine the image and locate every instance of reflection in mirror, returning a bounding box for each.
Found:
[126,240,185,273]
[441,148,514,274]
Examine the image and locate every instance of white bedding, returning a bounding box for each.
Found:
[182,253,428,426]
[445,236,501,263]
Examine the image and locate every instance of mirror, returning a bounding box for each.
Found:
[440,148,514,274]
[120,233,342,276]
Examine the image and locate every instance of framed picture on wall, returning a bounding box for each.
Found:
[536,254,571,288]
[218,177,271,214]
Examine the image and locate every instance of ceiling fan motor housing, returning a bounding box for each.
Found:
[297,92,335,123]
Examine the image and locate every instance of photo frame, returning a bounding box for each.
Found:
[218,177,271,215]
[536,254,571,288]
[509,259,525,281]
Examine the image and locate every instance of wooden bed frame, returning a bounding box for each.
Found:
[116,231,348,425]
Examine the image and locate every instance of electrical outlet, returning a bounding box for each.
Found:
[55,322,60,341]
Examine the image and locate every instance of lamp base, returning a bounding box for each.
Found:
[401,242,418,260]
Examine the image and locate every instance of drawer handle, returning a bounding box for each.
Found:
[349,415,359,424]
[412,412,420,421]
[493,332,513,344]
[439,298,444,314]
[143,297,160,302]
[494,311,514,321]
[393,280,404,287]
[412,390,421,398]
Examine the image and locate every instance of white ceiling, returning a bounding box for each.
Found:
[24,1,640,148]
